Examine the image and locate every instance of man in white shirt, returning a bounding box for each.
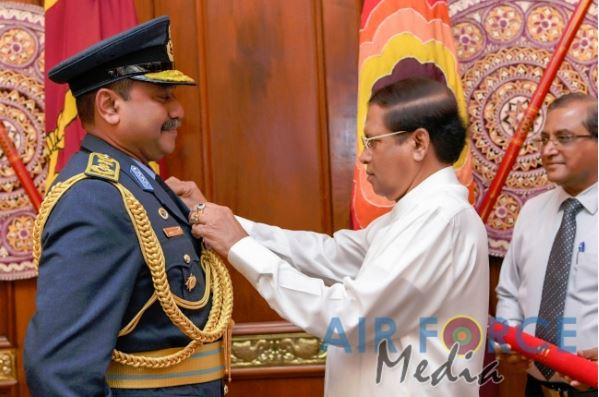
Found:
[495,93,598,396]
[173,78,490,396]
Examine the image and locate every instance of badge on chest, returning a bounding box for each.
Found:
[163,226,184,238]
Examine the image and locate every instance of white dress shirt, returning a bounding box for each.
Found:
[229,167,489,396]
[496,183,598,381]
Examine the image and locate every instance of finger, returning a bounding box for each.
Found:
[199,234,223,254]
[577,348,598,360]
[494,343,512,354]
[166,179,187,195]
[189,210,204,225]
[191,224,208,238]
[200,203,224,221]
[519,354,531,363]
[504,355,519,364]
[164,176,181,189]
[504,355,528,365]
[189,202,212,225]
[182,181,196,192]
[493,343,502,354]
[203,202,219,210]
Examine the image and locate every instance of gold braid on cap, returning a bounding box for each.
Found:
[33,173,234,369]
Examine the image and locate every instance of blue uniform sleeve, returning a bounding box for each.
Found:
[25,179,142,397]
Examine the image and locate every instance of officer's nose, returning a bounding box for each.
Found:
[169,98,184,120]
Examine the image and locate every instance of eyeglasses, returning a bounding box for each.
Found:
[533,133,597,150]
[361,130,409,150]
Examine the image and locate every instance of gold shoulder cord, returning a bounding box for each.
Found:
[33,172,234,373]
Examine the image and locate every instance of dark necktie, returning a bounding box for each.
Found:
[535,198,584,379]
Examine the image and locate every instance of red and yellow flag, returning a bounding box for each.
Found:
[351,0,472,229]
[44,0,138,189]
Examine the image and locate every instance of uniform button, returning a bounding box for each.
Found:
[183,254,191,264]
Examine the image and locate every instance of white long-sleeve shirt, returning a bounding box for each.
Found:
[496,183,598,382]
[229,167,489,396]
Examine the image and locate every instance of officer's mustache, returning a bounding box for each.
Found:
[161,118,181,131]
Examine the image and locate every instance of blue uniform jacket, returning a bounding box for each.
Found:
[24,135,223,397]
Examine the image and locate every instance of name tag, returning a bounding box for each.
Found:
[163,226,184,238]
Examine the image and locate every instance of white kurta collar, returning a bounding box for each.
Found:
[390,166,465,219]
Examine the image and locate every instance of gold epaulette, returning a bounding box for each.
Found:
[85,152,120,182]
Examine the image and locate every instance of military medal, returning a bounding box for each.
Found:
[185,274,197,291]
[158,207,169,220]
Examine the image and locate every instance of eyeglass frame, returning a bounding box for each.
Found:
[533,132,597,150]
[361,130,410,150]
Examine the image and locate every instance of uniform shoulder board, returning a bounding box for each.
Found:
[84,152,120,182]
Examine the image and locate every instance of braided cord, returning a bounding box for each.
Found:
[33,174,87,269]
[118,260,214,337]
[33,174,234,369]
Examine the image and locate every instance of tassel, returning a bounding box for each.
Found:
[224,319,235,383]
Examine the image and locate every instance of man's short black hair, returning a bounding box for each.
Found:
[548,92,598,138]
[368,77,466,164]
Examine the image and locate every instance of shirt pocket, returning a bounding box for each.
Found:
[573,249,598,299]
[160,233,202,298]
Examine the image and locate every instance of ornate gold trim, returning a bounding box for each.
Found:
[0,349,17,383]
[231,332,326,368]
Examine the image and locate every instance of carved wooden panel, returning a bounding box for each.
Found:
[0,282,17,397]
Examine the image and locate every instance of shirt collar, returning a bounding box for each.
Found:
[556,182,598,215]
[391,166,466,218]
[81,134,160,191]
[133,159,157,180]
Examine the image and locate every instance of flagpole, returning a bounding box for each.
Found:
[476,0,593,223]
[0,122,42,211]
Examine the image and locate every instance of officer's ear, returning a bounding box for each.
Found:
[95,88,121,125]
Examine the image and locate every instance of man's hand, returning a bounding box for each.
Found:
[189,202,248,257]
[494,343,532,372]
[164,176,207,209]
[557,347,597,391]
